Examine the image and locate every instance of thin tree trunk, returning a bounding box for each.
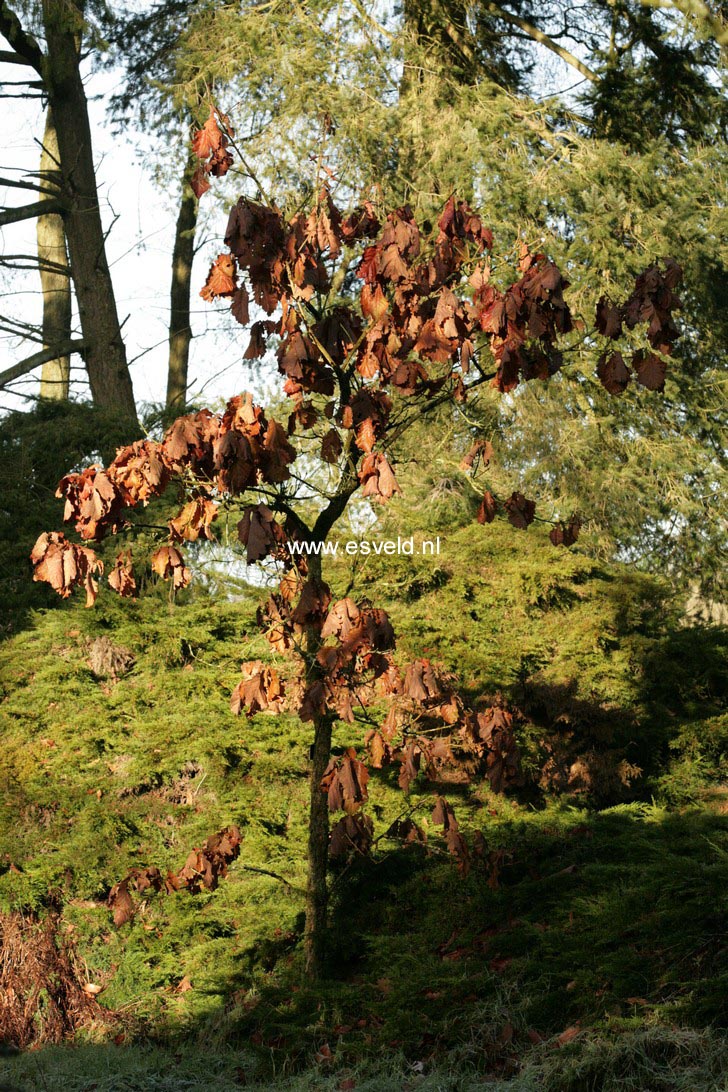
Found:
[302,551,333,980]
[41,0,137,424]
[166,153,198,410]
[37,106,71,400]
[305,711,333,979]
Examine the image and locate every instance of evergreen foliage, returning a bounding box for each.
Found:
[0,403,140,632]
[1,516,726,1083]
[160,1,727,592]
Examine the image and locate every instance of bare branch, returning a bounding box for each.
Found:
[0,253,73,275]
[0,313,42,338]
[0,48,32,64]
[0,175,57,195]
[0,198,66,226]
[0,2,45,76]
[483,3,598,82]
[240,864,305,893]
[0,339,85,389]
[0,80,44,92]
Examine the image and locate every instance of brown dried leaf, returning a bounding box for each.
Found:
[231,285,250,326]
[397,741,421,792]
[108,550,136,597]
[151,545,191,589]
[230,661,285,717]
[169,498,219,543]
[504,491,535,529]
[200,254,237,302]
[329,813,373,858]
[190,165,210,199]
[595,296,622,339]
[549,517,581,548]
[477,491,498,524]
[321,750,370,814]
[237,504,286,563]
[633,350,667,392]
[596,350,631,395]
[108,879,134,927]
[461,438,493,471]
[321,428,343,464]
[359,453,402,502]
[31,532,103,607]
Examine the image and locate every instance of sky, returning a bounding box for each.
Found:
[0,8,574,421]
[0,58,255,418]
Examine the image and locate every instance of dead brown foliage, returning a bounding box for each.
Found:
[0,910,102,1048]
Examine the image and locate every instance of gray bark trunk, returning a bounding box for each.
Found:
[166,154,198,410]
[41,0,137,424]
[37,107,71,400]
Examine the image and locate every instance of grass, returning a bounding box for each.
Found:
[0,517,726,1088]
[4,1027,728,1090]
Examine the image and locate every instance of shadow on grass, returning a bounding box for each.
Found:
[5,803,727,1091]
[1,411,727,1089]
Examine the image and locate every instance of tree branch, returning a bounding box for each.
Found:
[0,253,73,275]
[483,3,598,82]
[0,2,45,75]
[0,198,65,226]
[638,0,728,50]
[0,48,32,64]
[240,864,305,893]
[424,0,480,69]
[0,339,85,389]
[0,311,42,334]
[0,175,58,196]
[0,77,44,87]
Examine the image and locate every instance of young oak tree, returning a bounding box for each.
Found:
[31,111,682,978]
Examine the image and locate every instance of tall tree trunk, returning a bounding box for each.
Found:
[41,0,137,424]
[37,106,71,401]
[166,153,198,410]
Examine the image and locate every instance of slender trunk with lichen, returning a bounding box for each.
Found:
[166,153,198,411]
[37,107,71,401]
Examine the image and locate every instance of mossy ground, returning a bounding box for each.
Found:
[1,521,726,1090]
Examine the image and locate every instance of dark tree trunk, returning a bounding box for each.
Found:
[41,0,137,424]
[37,107,71,401]
[302,550,333,979]
[305,711,333,979]
[166,153,198,410]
